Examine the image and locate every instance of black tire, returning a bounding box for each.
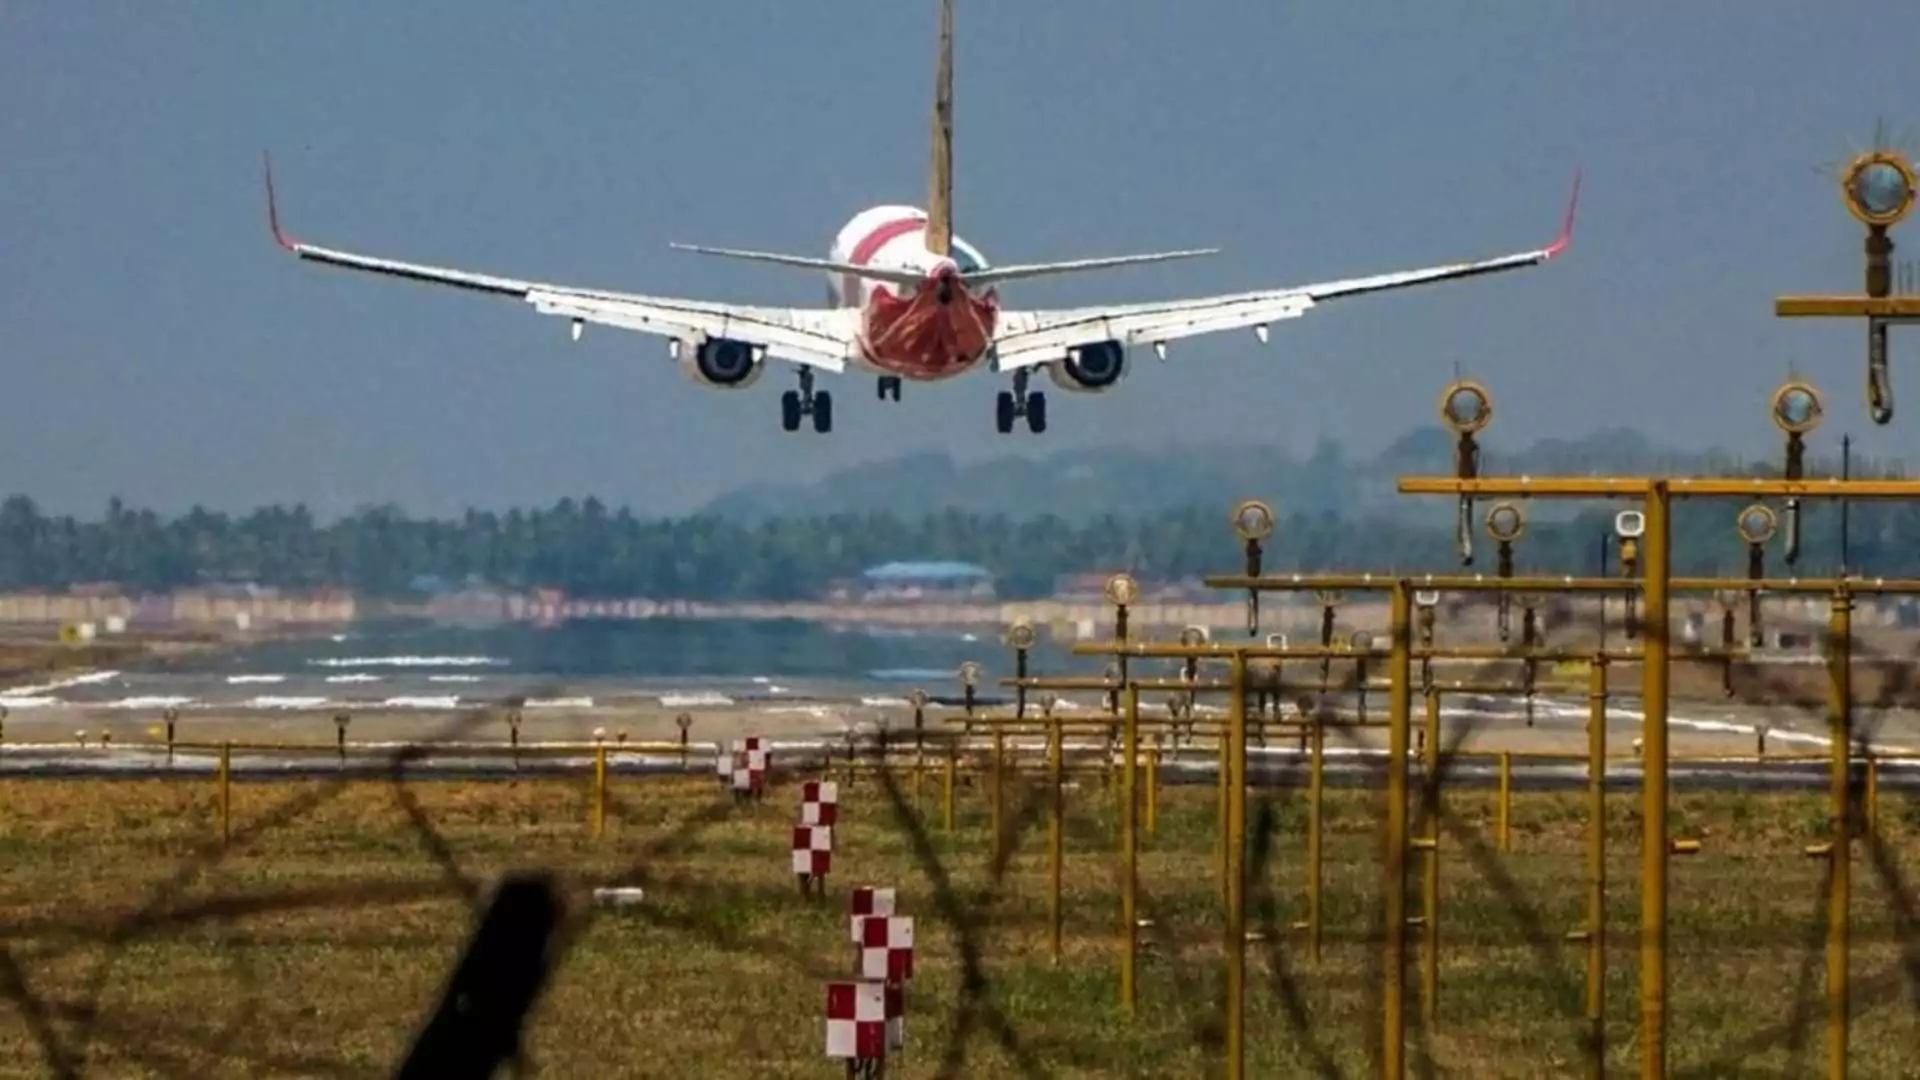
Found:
[995,391,1015,434]
[812,390,834,433]
[1027,391,1048,434]
[781,390,802,432]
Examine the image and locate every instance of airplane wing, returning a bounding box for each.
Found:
[988,172,1580,373]
[263,159,856,373]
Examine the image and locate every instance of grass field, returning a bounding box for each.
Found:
[1,766,1917,1078]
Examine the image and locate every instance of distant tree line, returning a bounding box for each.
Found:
[0,493,1912,602]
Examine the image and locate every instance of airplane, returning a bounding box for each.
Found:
[264,0,1578,436]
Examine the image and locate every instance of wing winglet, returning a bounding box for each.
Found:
[264,151,298,252]
[1544,168,1580,259]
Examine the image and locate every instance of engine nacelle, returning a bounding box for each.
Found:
[679,336,766,389]
[1045,340,1128,393]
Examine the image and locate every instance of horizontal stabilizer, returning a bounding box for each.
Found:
[668,243,928,289]
[966,248,1219,287]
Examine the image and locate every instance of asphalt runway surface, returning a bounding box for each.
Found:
[4,688,1917,793]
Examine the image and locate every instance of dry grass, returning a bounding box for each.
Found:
[0,767,1916,1078]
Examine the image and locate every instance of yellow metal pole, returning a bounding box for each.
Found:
[1217,724,1230,904]
[943,740,957,832]
[1585,658,1609,1078]
[1421,687,1441,1030]
[1049,713,1064,963]
[1225,653,1248,1080]
[1865,757,1878,836]
[1640,479,1673,1080]
[1383,582,1412,1080]
[1498,752,1512,853]
[914,736,925,807]
[593,743,607,840]
[218,740,231,848]
[1121,684,1140,1016]
[1306,716,1324,963]
[992,723,1006,866]
[1826,587,1853,1079]
[1145,737,1160,837]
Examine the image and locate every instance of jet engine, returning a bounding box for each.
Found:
[679,337,766,389]
[1045,340,1127,393]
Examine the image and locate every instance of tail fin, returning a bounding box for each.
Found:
[925,0,954,257]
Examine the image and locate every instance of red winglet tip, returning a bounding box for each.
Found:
[1546,167,1581,258]
[263,151,297,252]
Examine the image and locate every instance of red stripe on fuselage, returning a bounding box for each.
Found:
[840,216,926,304]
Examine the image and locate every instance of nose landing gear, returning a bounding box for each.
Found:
[876,376,902,402]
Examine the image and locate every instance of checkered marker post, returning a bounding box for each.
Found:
[801,780,839,826]
[792,823,833,897]
[727,737,770,803]
[883,980,905,1053]
[824,981,888,1073]
[848,886,897,943]
[857,915,916,983]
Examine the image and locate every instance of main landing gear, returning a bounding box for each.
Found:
[995,369,1047,434]
[876,376,902,401]
[781,368,833,433]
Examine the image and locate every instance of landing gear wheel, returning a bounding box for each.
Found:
[1026,391,1048,434]
[877,376,902,401]
[812,390,834,433]
[995,391,1016,434]
[781,390,802,432]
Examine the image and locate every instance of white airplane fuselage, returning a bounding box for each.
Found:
[827,205,998,382]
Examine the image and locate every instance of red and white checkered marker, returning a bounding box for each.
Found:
[824,981,890,1061]
[857,915,916,982]
[801,779,839,825]
[849,886,897,942]
[792,823,833,878]
[726,736,769,796]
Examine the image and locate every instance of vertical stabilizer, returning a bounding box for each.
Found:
[926,0,954,257]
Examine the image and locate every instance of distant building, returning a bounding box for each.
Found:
[860,561,996,602]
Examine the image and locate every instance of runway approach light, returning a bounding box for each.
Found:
[1484,501,1527,545]
[957,660,982,688]
[1614,510,1646,541]
[1842,150,1917,228]
[1738,503,1779,547]
[1232,499,1276,543]
[1005,619,1037,652]
[1440,378,1493,566]
[1439,380,1493,436]
[1232,499,1276,635]
[1104,572,1140,608]
[1770,380,1825,435]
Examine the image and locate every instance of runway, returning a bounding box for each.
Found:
[5,663,1918,793]
[4,732,1916,794]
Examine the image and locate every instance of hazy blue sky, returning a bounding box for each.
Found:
[4,2,1917,519]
